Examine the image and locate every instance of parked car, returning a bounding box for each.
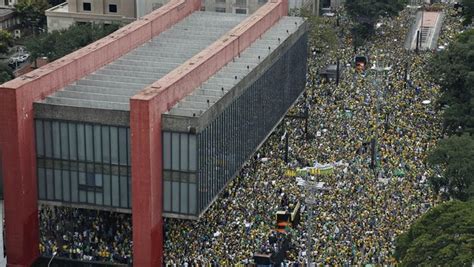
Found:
[8,53,30,69]
[18,54,29,63]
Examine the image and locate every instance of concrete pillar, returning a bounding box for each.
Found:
[0,90,40,267]
[136,0,146,17]
[130,98,165,267]
[313,0,319,16]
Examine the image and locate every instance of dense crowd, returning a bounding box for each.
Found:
[39,206,132,264]
[37,3,466,266]
[163,3,463,265]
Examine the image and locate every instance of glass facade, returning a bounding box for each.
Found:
[35,119,131,209]
[162,132,198,216]
[163,33,308,216]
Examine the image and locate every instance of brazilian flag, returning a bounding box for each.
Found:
[285,169,296,177]
[319,166,334,175]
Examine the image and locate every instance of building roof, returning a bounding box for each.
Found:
[166,16,304,119]
[0,8,14,20]
[37,11,247,111]
[45,2,68,13]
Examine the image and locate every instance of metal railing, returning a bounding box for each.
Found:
[33,256,129,267]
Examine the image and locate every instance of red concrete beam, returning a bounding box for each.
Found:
[130,0,287,266]
[0,0,200,266]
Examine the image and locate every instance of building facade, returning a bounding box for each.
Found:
[0,0,19,31]
[202,0,265,14]
[0,7,19,30]
[46,0,137,32]
[0,0,16,8]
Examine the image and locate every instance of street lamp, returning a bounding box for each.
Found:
[47,251,57,267]
[284,130,289,163]
[369,58,391,177]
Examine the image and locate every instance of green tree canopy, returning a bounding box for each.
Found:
[0,30,13,54]
[15,0,49,33]
[430,29,474,134]
[395,200,474,266]
[461,0,474,26]
[300,9,339,52]
[26,23,120,62]
[345,0,406,46]
[0,62,14,84]
[427,134,474,201]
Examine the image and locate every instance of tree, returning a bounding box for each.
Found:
[345,0,406,46]
[15,0,49,33]
[461,0,474,26]
[351,22,373,48]
[0,62,14,84]
[0,30,13,54]
[300,9,339,52]
[26,23,120,62]
[394,200,474,266]
[430,29,474,134]
[427,134,474,201]
[442,101,474,135]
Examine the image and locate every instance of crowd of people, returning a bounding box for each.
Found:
[37,2,466,266]
[163,3,464,265]
[39,205,132,264]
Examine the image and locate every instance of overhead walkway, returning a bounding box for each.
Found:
[406,10,444,50]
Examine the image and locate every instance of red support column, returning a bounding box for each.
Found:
[0,89,40,267]
[130,98,164,266]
